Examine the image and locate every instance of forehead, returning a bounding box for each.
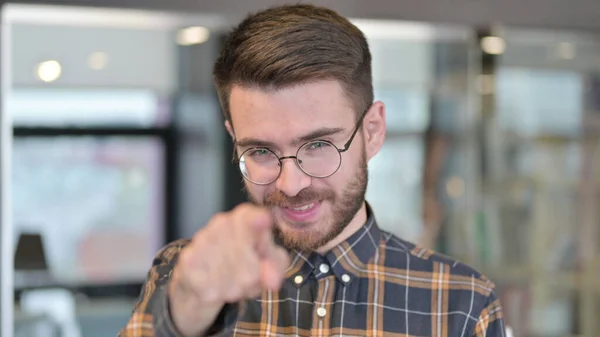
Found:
[229,80,354,142]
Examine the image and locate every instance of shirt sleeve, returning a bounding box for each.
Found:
[471,290,506,337]
[117,239,241,337]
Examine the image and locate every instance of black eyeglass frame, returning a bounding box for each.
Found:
[232,108,370,186]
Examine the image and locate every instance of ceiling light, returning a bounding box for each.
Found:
[481,36,506,55]
[36,60,61,83]
[351,19,436,40]
[87,52,109,70]
[176,26,210,46]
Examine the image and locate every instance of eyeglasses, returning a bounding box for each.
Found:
[234,109,368,185]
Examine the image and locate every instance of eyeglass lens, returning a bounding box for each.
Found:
[239,140,342,184]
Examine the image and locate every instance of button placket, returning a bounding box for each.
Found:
[310,275,334,336]
[341,274,351,283]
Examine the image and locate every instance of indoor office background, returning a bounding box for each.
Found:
[0,1,599,337]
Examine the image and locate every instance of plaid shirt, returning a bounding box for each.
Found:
[119,205,505,337]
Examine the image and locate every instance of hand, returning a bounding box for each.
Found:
[168,203,290,337]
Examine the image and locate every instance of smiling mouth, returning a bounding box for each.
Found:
[279,201,322,223]
[286,202,317,211]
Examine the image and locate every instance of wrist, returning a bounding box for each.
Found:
[167,275,222,337]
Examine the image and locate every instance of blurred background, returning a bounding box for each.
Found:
[1,0,600,336]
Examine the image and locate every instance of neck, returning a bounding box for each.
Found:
[315,201,368,254]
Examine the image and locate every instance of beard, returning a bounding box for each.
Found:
[246,149,368,252]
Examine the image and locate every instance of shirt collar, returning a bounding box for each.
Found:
[283,202,381,286]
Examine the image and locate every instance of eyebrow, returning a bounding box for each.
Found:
[235,127,346,149]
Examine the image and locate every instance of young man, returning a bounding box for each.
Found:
[120,4,505,337]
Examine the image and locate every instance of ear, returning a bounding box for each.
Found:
[363,101,386,161]
[224,120,235,141]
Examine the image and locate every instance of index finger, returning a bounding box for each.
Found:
[233,203,273,237]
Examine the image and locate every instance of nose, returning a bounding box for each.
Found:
[275,158,311,197]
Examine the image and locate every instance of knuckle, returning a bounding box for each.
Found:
[222,286,241,303]
[209,212,228,226]
[178,248,194,269]
[192,224,212,243]
[202,287,220,303]
[235,202,259,218]
[235,202,253,212]
[239,272,258,290]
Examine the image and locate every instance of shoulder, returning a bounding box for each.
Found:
[153,238,192,266]
[379,230,496,297]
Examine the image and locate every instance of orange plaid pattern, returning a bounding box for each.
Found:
[119,205,505,337]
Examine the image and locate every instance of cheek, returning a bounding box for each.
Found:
[317,165,350,192]
[337,148,363,177]
[245,184,268,201]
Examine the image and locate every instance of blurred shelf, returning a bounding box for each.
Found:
[494,131,600,144]
[479,266,600,292]
[483,177,600,194]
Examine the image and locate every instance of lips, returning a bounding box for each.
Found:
[280,200,321,223]
[289,202,316,211]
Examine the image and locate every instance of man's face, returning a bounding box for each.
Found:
[227,80,385,252]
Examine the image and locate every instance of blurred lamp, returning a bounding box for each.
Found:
[177,26,210,46]
[36,60,61,82]
[480,36,506,55]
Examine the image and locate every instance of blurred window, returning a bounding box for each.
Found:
[11,86,170,288]
[496,67,584,137]
[11,88,169,128]
[13,137,165,286]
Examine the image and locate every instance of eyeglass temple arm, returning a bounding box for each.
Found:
[340,108,369,153]
[231,140,238,163]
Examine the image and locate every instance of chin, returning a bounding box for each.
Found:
[274,208,319,233]
[273,213,338,252]
[275,224,329,252]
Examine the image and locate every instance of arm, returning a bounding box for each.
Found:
[119,204,288,337]
[472,292,506,337]
[118,239,189,337]
[117,239,238,337]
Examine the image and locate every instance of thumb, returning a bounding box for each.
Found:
[250,210,276,258]
[260,247,289,291]
[260,246,290,290]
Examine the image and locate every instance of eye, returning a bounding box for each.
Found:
[307,141,332,150]
[248,148,271,157]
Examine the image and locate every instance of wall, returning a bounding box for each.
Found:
[5,0,600,31]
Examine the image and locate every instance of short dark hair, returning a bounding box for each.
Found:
[212,4,373,125]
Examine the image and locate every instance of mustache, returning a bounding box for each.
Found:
[264,188,335,207]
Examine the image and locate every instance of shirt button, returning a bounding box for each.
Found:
[341,274,351,283]
[319,263,330,273]
[294,275,303,284]
[317,307,327,317]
